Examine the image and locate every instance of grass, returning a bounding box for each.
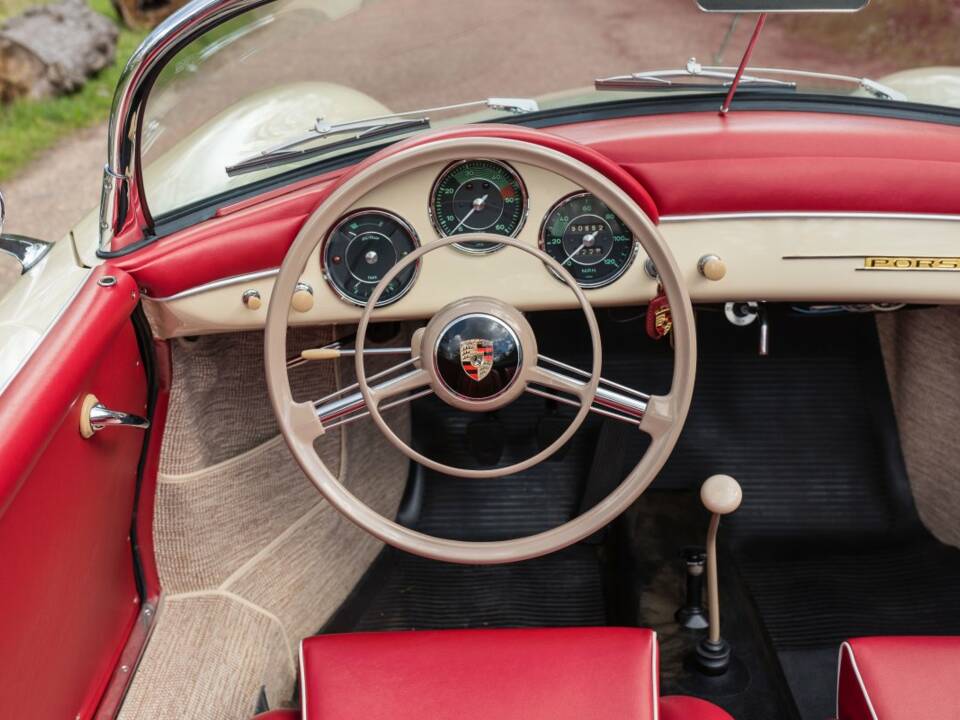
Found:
[0,0,148,181]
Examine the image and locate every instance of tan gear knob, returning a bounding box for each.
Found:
[701,474,742,515]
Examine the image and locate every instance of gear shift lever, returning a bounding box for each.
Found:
[695,474,742,675]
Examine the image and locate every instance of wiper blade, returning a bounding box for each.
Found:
[225,97,539,177]
[226,118,428,177]
[596,58,905,101]
[595,58,796,92]
[734,66,906,101]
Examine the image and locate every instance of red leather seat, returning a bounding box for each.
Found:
[837,636,960,720]
[297,627,732,720]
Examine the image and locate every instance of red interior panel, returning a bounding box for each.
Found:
[0,267,147,719]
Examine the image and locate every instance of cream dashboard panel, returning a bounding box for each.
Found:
[143,159,960,338]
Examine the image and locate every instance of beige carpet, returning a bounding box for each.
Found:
[878,308,960,548]
[119,327,411,719]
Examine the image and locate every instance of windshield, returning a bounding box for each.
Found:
[140,0,960,219]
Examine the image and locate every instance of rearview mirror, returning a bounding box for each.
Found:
[696,0,868,11]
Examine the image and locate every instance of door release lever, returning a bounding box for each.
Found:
[80,394,150,439]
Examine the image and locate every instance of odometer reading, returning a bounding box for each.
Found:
[430,159,527,254]
[539,192,636,288]
[321,209,420,306]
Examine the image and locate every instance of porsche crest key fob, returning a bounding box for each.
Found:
[646,289,673,340]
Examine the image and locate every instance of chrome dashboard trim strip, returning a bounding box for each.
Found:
[660,211,960,222]
[145,267,280,302]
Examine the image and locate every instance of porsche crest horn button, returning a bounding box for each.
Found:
[459,339,494,381]
[434,314,522,402]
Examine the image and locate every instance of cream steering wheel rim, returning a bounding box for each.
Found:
[265,136,697,564]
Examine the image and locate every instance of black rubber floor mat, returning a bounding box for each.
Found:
[325,387,609,631]
[326,545,606,632]
[634,309,960,720]
[556,308,960,720]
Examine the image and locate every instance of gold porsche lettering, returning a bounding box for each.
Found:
[864,256,960,271]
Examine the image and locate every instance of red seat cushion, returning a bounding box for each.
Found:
[252,712,300,720]
[837,636,960,720]
[300,627,732,720]
[660,696,734,720]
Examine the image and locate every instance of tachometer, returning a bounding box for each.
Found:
[429,159,527,254]
[539,192,637,288]
[321,209,420,306]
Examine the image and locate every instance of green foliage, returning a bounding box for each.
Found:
[0,0,147,181]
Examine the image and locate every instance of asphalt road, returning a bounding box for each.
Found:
[0,0,895,242]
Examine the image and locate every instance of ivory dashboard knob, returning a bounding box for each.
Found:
[291,282,314,313]
[698,254,727,281]
[701,474,742,515]
[242,289,262,310]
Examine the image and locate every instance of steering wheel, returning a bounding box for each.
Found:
[265,135,696,564]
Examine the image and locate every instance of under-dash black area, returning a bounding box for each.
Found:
[600,308,960,720]
[324,390,609,632]
[324,545,606,633]
[536,308,960,720]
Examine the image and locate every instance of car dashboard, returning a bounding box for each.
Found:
[130,111,960,338]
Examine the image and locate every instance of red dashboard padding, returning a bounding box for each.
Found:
[556,111,960,217]
[300,627,660,720]
[837,636,960,720]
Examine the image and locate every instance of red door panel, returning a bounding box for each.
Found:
[0,267,147,719]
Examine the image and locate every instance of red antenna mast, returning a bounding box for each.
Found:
[719,13,768,115]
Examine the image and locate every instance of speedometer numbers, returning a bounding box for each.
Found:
[429,159,527,254]
[321,209,420,307]
[539,192,637,289]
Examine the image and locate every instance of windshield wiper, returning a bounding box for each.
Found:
[596,58,795,93]
[595,58,904,101]
[225,97,539,177]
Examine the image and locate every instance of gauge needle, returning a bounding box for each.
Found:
[561,231,599,266]
[561,242,586,266]
[450,194,489,234]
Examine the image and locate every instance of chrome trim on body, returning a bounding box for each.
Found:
[145,267,279,302]
[88,402,151,432]
[0,234,53,273]
[100,0,274,252]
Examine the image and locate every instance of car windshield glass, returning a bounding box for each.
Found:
[140,0,960,219]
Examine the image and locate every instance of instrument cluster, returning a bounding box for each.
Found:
[319,158,639,307]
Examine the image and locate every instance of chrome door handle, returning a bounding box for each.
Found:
[80,394,150,439]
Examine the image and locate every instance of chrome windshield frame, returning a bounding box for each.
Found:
[98,0,275,254]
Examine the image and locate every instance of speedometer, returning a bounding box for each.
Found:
[321,209,420,306]
[539,192,637,288]
[429,159,527,254]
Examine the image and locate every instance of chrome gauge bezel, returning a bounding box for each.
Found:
[320,208,422,307]
[538,190,640,289]
[428,158,529,255]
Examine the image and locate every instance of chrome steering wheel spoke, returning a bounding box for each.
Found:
[313,359,432,430]
[526,354,650,426]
